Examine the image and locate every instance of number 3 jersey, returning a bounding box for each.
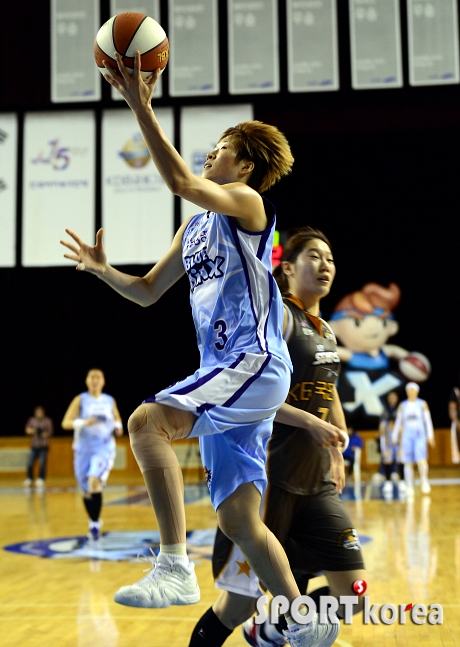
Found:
[182,204,291,370]
[267,295,341,495]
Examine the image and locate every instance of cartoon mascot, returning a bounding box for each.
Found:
[329,283,430,427]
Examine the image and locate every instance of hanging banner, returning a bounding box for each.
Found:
[51,0,101,102]
[287,0,339,92]
[110,0,163,100]
[228,0,280,94]
[180,104,254,221]
[349,0,403,89]
[102,108,174,265]
[407,0,459,86]
[0,114,17,267]
[169,0,219,96]
[22,112,95,267]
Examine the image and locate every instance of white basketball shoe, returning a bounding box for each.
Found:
[421,479,431,494]
[243,618,286,646]
[382,480,393,501]
[114,552,200,608]
[283,615,340,647]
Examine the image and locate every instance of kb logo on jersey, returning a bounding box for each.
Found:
[184,248,225,292]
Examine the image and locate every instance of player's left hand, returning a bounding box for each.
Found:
[428,437,436,448]
[329,446,345,493]
[102,51,161,112]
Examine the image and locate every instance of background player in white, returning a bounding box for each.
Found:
[61,53,341,647]
[62,368,123,540]
[392,382,435,497]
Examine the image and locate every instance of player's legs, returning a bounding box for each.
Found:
[128,401,196,546]
[114,402,200,609]
[217,482,301,604]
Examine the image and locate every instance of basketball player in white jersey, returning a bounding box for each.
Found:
[392,382,435,496]
[60,53,342,647]
[62,369,123,540]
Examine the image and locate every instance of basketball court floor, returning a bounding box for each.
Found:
[1,468,460,647]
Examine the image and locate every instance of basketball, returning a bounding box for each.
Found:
[399,352,431,383]
[94,12,169,79]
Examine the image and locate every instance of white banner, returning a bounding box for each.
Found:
[228,0,280,94]
[102,108,174,265]
[0,114,17,267]
[22,112,95,267]
[169,0,219,96]
[349,0,403,89]
[407,0,460,86]
[287,0,339,92]
[51,0,101,102]
[110,0,163,100]
[180,104,254,221]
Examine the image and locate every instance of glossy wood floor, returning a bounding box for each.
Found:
[1,469,460,647]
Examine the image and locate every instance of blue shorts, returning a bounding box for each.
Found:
[146,352,291,509]
[400,428,427,463]
[74,443,116,493]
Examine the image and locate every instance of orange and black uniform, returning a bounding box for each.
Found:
[212,296,364,585]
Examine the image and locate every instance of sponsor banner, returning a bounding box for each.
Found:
[102,107,174,264]
[180,104,254,221]
[22,112,95,267]
[169,0,219,96]
[51,0,101,102]
[287,0,339,92]
[349,0,403,89]
[109,0,163,100]
[0,113,17,267]
[228,0,280,94]
[407,0,460,86]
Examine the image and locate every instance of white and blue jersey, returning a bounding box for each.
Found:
[148,204,292,509]
[394,398,431,463]
[183,205,289,364]
[74,392,116,492]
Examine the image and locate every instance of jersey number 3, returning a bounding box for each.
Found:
[214,320,228,351]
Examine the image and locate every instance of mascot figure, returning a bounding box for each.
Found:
[329,283,430,428]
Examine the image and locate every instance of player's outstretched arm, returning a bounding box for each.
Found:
[61,222,187,307]
[102,53,265,230]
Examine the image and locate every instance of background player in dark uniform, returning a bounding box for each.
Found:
[188,228,366,647]
[448,379,460,464]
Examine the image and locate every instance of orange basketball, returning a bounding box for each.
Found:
[94,12,169,79]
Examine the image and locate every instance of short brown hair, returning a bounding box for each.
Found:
[219,120,294,193]
[273,227,332,293]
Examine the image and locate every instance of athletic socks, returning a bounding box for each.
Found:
[83,492,102,522]
[188,607,232,646]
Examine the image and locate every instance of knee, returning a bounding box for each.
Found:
[128,404,149,436]
[218,516,253,545]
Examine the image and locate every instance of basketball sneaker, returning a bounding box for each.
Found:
[22,478,32,487]
[243,618,286,646]
[283,615,340,647]
[114,552,200,608]
[35,478,45,489]
[421,479,431,494]
[88,521,102,541]
[382,480,393,501]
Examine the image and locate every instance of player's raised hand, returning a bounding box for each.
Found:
[102,51,161,111]
[60,228,107,275]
